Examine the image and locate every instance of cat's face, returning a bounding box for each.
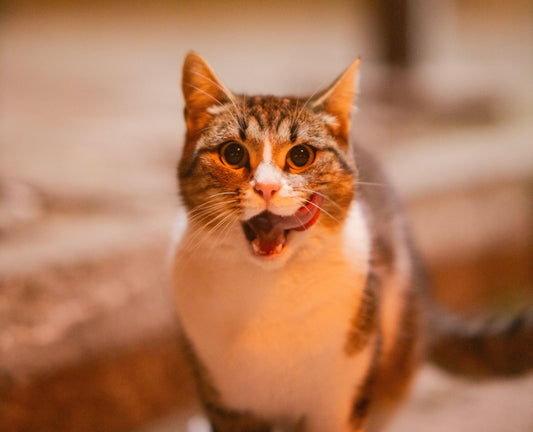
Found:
[178,52,360,265]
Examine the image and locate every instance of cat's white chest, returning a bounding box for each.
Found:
[174,204,371,432]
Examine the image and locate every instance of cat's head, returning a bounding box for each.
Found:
[178,52,360,265]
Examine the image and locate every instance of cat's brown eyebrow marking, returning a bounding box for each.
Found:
[250,106,265,130]
[181,145,220,178]
[238,116,248,141]
[289,122,298,142]
[324,147,352,173]
[180,148,204,178]
[275,114,287,133]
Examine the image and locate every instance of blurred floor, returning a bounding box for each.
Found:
[135,366,533,432]
[1,1,533,431]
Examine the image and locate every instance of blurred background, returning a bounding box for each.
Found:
[1,0,532,431]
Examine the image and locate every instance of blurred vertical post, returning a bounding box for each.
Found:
[373,0,457,103]
[373,0,417,102]
[376,0,411,69]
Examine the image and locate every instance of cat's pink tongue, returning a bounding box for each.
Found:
[246,194,323,256]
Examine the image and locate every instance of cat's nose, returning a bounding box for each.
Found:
[254,183,280,201]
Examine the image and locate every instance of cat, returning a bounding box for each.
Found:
[172,52,533,432]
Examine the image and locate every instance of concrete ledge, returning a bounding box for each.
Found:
[0,241,197,432]
[0,335,195,432]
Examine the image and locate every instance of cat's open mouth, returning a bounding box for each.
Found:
[242,194,323,258]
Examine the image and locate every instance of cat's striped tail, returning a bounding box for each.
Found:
[427,306,533,378]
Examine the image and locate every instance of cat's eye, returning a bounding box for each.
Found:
[220,142,248,168]
[286,144,314,171]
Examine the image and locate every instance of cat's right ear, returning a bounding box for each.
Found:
[309,59,360,146]
[182,52,234,137]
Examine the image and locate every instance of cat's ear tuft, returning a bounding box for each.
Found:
[182,51,234,136]
[310,59,360,144]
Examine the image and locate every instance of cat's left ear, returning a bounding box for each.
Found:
[310,59,360,144]
[182,51,235,137]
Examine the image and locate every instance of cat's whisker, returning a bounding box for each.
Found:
[185,83,225,107]
[201,220,235,263]
[190,71,246,130]
[189,193,237,211]
[213,211,238,245]
[179,219,214,253]
[189,71,244,131]
[187,209,234,229]
[191,71,236,105]
[303,75,336,110]
[355,181,385,187]
[207,209,238,235]
[185,204,236,238]
[179,229,208,257]
[191,123,221,139]
[187,212,224,232]
[297,198,341,225]
[204,191,238,200]
[205,210,240,260]
[187,208,237,239]
[292,75,336,128]
[292,212,306,230]
[181,210,238,258]
[242,93,247,115]
[189,199,239,217]
[190,209,240,259]
[188,199,238,218]
[293,188,342,210]
[189,203,238,233]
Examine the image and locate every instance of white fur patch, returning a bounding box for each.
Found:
[246,115,264,142]
[253,161,281,186]
[206,104,230,115]
[173,201,372,432]
[246,162,304,219]
[320,113,339,127]
[343,201,371,272]
[263,139,273,163]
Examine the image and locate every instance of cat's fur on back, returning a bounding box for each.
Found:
[172,52,533,432]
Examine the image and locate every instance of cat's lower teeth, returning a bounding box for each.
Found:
[251,238,284,256]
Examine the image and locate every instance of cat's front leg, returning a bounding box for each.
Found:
[180,333,272,432]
